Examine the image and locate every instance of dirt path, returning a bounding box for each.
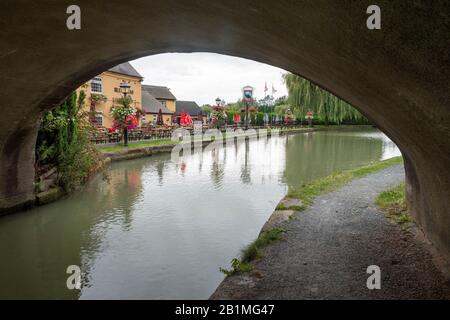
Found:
[211,165,450,299]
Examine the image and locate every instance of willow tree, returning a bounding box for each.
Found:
[283,73,367,125]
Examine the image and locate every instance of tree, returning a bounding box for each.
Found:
[283,73,368,125]
[210,105,226,128]
[224,101,243,113]
[111,96,136,146]
[35,90,99,192]
[201,104,212,115]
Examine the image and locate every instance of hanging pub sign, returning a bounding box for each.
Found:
[242,85,254,102]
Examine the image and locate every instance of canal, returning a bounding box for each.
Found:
[0,128,401,299]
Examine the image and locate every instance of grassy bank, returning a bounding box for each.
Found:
[220,228,285,275]
[97,140,175,153]
[376,183,412,225]
[287,156,404,205]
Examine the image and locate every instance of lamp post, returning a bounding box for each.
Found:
[214,97,223,129]
[119,81,131,146]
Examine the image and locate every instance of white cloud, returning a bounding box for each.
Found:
[131,53,288,105]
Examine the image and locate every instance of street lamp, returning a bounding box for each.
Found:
[119,81,131,96]
[119,81,131,146]
[214,97,224,129]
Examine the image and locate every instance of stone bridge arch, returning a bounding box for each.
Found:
[1,1,449,257]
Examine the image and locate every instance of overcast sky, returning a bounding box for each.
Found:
[131,53,288,106]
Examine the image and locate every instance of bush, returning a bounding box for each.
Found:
[58,123,100,192]
[36,90,100,192]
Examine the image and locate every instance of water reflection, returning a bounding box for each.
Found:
[283,130,391,189]
[0,128,400,299]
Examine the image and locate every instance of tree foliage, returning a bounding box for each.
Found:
[111,96,136,125]
[36,90,100,192]
[283,73,368,125]
[201,104,212,115]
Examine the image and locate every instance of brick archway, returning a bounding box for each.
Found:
[1,0,449,257]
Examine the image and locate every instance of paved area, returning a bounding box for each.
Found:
[211,165,450,299]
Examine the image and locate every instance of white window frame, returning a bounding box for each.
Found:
[94,114,104,126]
[91,77,103,94]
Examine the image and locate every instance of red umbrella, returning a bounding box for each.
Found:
[234,111,241,123]
[186,113,193,125]
[180,111,187,125]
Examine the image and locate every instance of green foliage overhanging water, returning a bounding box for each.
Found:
[35,90,100,192]
[283,73,369,125]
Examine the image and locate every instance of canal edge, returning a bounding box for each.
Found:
[5,126,372,216]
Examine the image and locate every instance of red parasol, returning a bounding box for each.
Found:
[234,111,241,123]
[185,113,193,125]
[180,111,187,125]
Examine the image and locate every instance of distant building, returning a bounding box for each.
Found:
[259,95,275,107]
[78,62,143,128]
[175,101,204,124]
[141,85,178,125]
[141,90,174,125]
[142,85,176,109]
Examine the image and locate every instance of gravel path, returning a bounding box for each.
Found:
[211,165,450,299]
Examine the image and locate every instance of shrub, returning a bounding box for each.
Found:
[36,90,100,192]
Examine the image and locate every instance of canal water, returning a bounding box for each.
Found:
[0,128,401,299]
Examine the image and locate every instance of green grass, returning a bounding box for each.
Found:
[220,228,285,276]
[376,183,412,225]
[287,156,403,205]
[275,202,305,212]
[97,140,176,153]
[219,259,253,276]
[241,228,285,262]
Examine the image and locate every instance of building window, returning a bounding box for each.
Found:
[91,77,103,93]
[94,115,103,126]
[159,100,167,108]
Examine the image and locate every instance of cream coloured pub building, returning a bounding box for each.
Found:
[78,62,204,129]
[78,62,143,128]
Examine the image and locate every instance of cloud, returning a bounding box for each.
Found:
[131,53,288,105]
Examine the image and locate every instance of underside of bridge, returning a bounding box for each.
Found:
[0,1,449,257]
